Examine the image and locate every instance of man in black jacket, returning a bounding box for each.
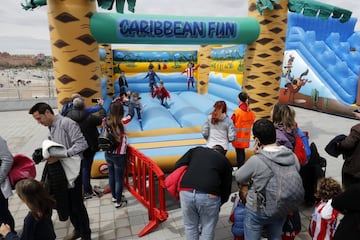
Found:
[65,97,106,199]
[174,145,233,240]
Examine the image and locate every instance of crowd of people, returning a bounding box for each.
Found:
[1,66,360,240]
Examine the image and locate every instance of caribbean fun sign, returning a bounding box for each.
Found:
[90,13,260,45]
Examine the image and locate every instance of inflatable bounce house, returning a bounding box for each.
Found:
[279,12,360,117]
[21,0,359,177]
[92,45,249,176]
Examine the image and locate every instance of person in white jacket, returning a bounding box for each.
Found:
[0,136,15,234]
[202,100,235,155]
[309,177,342,240]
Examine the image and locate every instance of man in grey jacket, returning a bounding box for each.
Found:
[29,102,91,240]
[235,119,300,240]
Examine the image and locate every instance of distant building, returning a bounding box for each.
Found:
[0,52,51,68]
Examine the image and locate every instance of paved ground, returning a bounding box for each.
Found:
[0,106,356,240]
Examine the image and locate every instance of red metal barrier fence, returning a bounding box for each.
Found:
[124,145,169,237]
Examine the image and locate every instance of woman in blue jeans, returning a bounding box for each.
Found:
[104,101,128,208]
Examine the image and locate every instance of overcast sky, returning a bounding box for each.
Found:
[1,0,359,55]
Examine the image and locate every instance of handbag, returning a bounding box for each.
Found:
[8,154,36,189]
[98,119,119,151]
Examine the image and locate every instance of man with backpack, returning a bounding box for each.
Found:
[234,119,304,240]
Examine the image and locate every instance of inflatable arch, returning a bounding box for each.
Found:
[21,0,358,176]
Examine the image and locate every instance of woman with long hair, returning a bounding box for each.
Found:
[0,179,56,240]
[202,100,235,155]
[271,103,297,151]
[105,101,128,208]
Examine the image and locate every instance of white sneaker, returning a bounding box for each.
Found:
[112,197,116,203]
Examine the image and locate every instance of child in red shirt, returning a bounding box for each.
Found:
[152,80,171,109]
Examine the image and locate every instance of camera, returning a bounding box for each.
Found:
[91,98,98,103]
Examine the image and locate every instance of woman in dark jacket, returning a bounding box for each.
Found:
[65,97,106,198]
[332,183,360,240]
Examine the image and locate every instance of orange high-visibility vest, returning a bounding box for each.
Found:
[232,108,256,149]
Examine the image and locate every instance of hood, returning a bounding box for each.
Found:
[65,108,88,123]
[239,102,249,112]
[259,145,297,166]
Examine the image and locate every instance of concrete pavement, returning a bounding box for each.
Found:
[1,106,356,239]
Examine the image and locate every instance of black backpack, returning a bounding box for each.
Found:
[97,120,119,151]
[300,142,327,205]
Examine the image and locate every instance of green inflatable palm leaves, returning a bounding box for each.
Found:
[97,0,136,13]
[288,0,352,23]
[21,0,136,13]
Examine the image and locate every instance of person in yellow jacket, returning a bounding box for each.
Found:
[231,92,256,167]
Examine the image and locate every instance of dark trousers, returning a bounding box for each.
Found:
[235,148,246,168]
[69,175,91,238]
[82,149,96,194]
[0,190,15,231]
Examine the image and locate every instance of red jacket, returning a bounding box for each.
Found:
[165,165,188,200]
[152,87,171,99]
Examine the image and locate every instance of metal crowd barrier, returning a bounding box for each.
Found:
[124,145,169,237]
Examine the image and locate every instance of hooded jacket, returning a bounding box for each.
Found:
[275,124,296,151]
[65,106,106,152]
[235,145,299,213]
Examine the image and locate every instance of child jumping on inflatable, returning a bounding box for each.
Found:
[182,62,199,90]
[152,80,171,109]
[144,67,160,95]
[122,92,144,127]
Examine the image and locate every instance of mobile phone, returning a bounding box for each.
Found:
[91,98,98,103]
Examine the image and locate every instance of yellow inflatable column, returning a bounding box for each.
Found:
[197,45,212,95]
[102,44,115,98]
[243,0,288,119]
[47,0,102,109]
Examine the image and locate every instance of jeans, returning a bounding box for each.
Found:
[128,106,142,120]
[68,175,91,238]
[244,208,286,240]
[105,152,127,203]
[0,190,14,232]
[235,148,246,168]
[159,97,169,108]
[180,190,221,240]
[82,149,96,194]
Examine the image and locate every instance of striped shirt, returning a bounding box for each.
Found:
[182,65,199,79]
[309,199,338,240]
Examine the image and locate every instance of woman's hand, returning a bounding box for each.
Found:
[0,223,11,237]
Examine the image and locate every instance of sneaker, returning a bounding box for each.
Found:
[115,199,128,208]
[122,115,132,124]
[83,192,93,200]
[64,229,80,240]
[112,195,126,203]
